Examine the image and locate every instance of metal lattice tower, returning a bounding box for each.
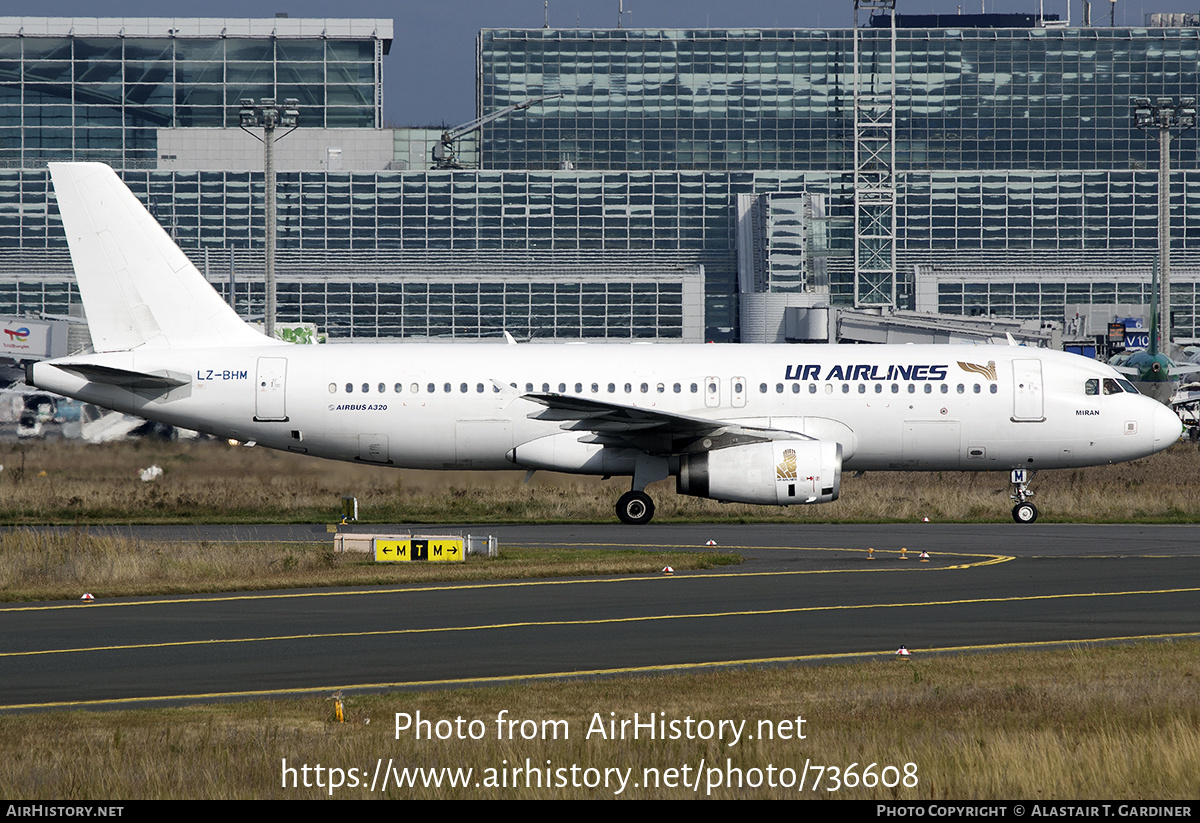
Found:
[852,0,897,308]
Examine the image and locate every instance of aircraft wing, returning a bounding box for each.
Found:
[523,392,804,454]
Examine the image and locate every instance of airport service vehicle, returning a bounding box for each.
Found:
[28,163,1183,524]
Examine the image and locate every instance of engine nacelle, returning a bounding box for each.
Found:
[676,439,842,506]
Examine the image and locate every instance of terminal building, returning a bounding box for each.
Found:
[1,13,1198,348]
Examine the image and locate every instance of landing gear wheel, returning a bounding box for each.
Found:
[1012,502,1038,524]
[616,491,655,525]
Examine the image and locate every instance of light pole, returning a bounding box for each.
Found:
[1132,96,1196,354]
[239,97,299,339]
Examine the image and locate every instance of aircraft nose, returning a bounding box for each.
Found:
[1152,401,1183,451]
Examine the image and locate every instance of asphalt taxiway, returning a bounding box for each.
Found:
[2,523,1198,710]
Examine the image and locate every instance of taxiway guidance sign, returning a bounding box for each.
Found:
[374,537,464,563]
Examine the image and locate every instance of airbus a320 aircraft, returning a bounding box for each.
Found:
[29,163,1182,524]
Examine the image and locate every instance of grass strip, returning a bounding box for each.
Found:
[2,642,1196,799]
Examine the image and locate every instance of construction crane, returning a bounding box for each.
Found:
[432,93,564,169]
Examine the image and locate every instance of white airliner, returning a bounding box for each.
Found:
[28,163,1182,524]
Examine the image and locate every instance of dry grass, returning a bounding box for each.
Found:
[2,642,1197,799]
[1,439,1199,524]
[0,530,740,602]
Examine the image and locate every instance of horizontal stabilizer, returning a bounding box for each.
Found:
[54,363,189,390]
[49,162,274,352]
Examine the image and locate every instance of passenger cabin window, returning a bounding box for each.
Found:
[362,383,369,393]
[345,383,353,393]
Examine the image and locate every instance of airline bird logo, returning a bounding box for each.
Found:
[776,448,797,480]
[957,360,997,381]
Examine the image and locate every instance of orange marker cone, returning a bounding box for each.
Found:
[705,540,717,546]
[80,593,94,602]
[662,566,675,575]
[919,551,930,562]
[895,645,910,658]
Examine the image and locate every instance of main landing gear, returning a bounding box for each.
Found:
[615,455,669,525]
[1010,468,1037,524]
[616,490,655,525]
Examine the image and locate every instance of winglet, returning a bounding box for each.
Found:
[49,162,274,352]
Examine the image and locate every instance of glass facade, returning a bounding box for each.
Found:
[0,19,388,167]
[7,164,1200,339]
[5,20,1200,344]
[475,25,1200,339]
[479,26,1200,173]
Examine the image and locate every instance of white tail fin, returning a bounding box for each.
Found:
[49,162,272,352]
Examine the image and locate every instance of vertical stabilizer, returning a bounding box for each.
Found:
[49,162,273,351]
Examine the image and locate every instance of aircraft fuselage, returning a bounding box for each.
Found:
[31,342,1179,475]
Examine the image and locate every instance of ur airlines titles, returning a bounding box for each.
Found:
[27,162,1182,525]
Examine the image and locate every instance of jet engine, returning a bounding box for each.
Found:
[676,439,841,506]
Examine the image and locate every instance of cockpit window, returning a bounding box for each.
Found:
[1084,379,1099,396]
[1103,378,1123,395]
[1117,379,1138,394]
